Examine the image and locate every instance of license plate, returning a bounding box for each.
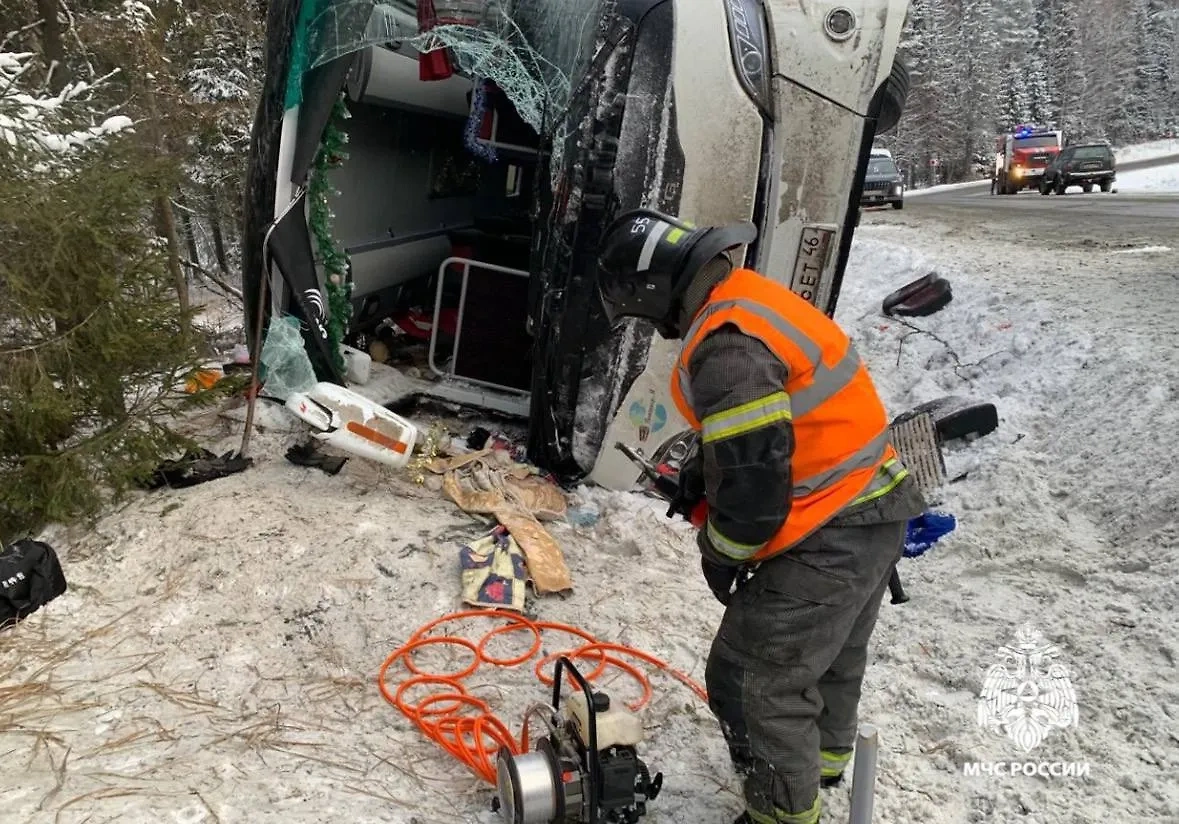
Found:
[792,225,836,306]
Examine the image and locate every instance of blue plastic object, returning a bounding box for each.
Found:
[904,511,957,558]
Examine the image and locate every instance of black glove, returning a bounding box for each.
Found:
[698,530,740,606]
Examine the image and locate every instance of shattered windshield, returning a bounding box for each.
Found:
[294,0,609,134]
[409,0,608,131]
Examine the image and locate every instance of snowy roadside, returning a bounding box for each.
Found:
[841,218,1178,820]
[1114,161,1179,193]
[1112,137,1179,164]
[905,138,1179,198]
[3,221,1178,824]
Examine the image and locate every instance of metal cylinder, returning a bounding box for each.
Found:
[496,750,558,824]
[847,724,879,824]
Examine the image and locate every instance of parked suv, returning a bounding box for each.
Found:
[243,0,913,489]
[861,152,905,209]
[1039,143,1117,195]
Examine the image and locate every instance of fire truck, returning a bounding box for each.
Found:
[991,125,1063,195]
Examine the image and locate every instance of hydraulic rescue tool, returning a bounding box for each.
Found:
[493,656,663,824]
[614,442,910,605]
[613,442,708,528]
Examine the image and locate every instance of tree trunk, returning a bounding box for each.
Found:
[206,183,230,274]
[176,188,201,267]
[141,84,190,335]
[34,0,72,93]
[155,195,190,331]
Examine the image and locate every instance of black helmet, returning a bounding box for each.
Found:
[597,208,757,337]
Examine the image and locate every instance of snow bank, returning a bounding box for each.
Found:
[905,179,990,198]
[1114,160,1179,193]
[1113,137,1179,164]
[1112,245,1173,254]
[835,225,1179,822]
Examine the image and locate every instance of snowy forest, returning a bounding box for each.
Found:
[887,0,1179,185]
[0,0,1175,531]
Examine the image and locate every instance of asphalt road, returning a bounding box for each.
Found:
[899,153,1179,246]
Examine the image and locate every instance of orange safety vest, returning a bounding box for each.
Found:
[669,268,906,562]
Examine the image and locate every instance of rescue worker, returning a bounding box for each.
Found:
[596,209,927,824]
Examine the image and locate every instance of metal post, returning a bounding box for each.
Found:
[426,257,533,396]
[848,724,879,824]
[450,260,472,374]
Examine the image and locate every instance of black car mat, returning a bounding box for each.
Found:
[285,440,348,476]
[142,449,253,490]
[883,273,954,317]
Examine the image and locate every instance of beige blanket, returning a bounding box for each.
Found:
[433,450,572,594]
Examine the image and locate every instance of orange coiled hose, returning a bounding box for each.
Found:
[377,609,709,784]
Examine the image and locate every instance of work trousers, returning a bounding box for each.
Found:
[704,516,906,820]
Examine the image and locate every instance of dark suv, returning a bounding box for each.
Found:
[1039,143,1117,195]
[861,153,905,209]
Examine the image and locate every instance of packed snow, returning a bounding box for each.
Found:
[3,219,1178,824]
[1113,161,1179,193]
[1112,246,1173,255]
[1111,137,1179,165]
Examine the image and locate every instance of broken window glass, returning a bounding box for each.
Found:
[289,0,612,137]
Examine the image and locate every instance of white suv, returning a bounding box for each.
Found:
[243,0,911,488]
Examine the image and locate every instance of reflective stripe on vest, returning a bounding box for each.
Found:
[676,298,864,418]
[794,432,888,497]
[670,269,904,561]
[702,391,792,444]
[851,457,910,507]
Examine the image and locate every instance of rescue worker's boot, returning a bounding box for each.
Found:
[820,749,853,788]
[732,797,822,824]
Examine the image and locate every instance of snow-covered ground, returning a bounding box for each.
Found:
[1114,161,1179,193]
[905,178,990,197]
[3,217,1178,824]
[1112,137,1179,164]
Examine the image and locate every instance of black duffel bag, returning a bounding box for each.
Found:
[1,539,68,630]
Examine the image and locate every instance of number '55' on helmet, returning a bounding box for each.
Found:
[597,209,758,337]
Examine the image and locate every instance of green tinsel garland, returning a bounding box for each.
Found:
[308,94,353,376]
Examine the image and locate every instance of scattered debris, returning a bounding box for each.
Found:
[904,511,958,558]
[459,526,529,612]
[431,448,572,594]
[0,539,68,630]
[285,382,419,468]
[341,344,372,384]
[141,448,252,490]
[903,395,999,443]
[566,504,601,528]
[184,367,224,394]
[882,272,954,317]
[888,411,946,494]
[258,314,318,401]
[285,440,348,475]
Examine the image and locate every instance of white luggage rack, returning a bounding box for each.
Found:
[424,256,532,418]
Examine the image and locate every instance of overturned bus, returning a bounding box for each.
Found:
[242,0,911,489]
